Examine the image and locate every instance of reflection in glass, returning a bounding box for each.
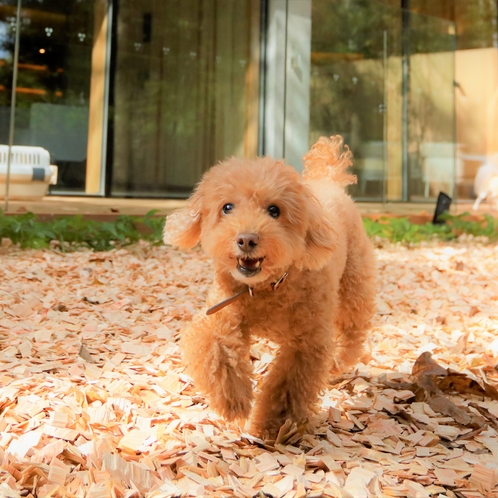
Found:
[0,0,95,192]
[309,0,456,202]
[111,0,260,197]
[407,12,456,200]
[310,1,394,200]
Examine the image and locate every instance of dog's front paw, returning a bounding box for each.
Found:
[249,416,309,441]
[209,374,253,421]
[211,395,252,422]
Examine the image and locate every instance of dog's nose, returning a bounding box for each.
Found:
[237,233,259,252]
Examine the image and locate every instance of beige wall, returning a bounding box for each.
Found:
[455,47,498,192]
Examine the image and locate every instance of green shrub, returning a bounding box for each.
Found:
[363,212,498,244]
[0,210,164,251]
[1,210,497,252]
[442,212,498,240]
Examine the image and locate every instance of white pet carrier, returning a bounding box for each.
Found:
[0,145,58,200]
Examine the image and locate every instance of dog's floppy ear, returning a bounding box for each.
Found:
[163,188,202,249]
[300,194,336,270]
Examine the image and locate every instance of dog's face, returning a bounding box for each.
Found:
[164,157,336,285]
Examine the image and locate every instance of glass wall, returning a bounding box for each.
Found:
[309,1,392,200]
[0,0,99,193]
[110,0,261,197]
[2,0,465,203]
[381,0,498,202]
[406,12,457,200]
[307,0,456,201]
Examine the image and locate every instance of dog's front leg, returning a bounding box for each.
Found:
[250,339,332,437]
[181,312,253,421]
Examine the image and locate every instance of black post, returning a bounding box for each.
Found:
[432,192,452,224]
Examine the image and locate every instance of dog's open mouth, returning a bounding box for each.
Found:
[237,257,264,277]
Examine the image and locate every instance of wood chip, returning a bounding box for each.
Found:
[1,242,498,495]
[469,463,497,492]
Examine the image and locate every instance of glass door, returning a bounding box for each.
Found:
[405,11,456,201]
[308,0,391,201]
[0,0,107,195]
[110,0,261,197]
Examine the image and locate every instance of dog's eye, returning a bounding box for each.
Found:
[222,203,234,215]
[267,205,280,218]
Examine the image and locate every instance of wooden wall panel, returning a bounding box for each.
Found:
[85,0,108,194]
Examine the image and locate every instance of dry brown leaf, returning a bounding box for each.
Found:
[411,352,447,395]
[412,352,448,379]
[438,372,498,401]
[468,402,498,431]
[428,394,472,425]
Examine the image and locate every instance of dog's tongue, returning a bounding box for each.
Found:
[241,258,260,269]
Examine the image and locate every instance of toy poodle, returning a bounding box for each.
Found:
[164,136,376,436]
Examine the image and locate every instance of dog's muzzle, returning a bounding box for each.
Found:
[237,257,264,277]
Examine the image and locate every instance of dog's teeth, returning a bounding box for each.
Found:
[254,260,261,268]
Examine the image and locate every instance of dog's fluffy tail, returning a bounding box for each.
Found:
[302,135,356,188]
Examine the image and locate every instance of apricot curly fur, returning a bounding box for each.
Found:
[303,135,357,187]
[164,135,377,436]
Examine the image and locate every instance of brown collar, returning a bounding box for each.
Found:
[206,272,289,316]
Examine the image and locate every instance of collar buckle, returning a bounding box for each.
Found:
[271,272,288,291]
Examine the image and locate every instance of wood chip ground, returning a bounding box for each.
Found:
[1,239,498,497]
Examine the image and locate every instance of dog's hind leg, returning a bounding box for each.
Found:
[333,233,376,371]
[181,312,253,421]
[473,192,486,211]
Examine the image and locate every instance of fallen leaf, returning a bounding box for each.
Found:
[412,352,447,379]
[428,394,472,426]
[438,372,498,400]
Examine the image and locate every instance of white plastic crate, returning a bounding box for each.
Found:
[0,145,58,200]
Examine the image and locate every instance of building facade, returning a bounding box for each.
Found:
[1,0,497,202]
